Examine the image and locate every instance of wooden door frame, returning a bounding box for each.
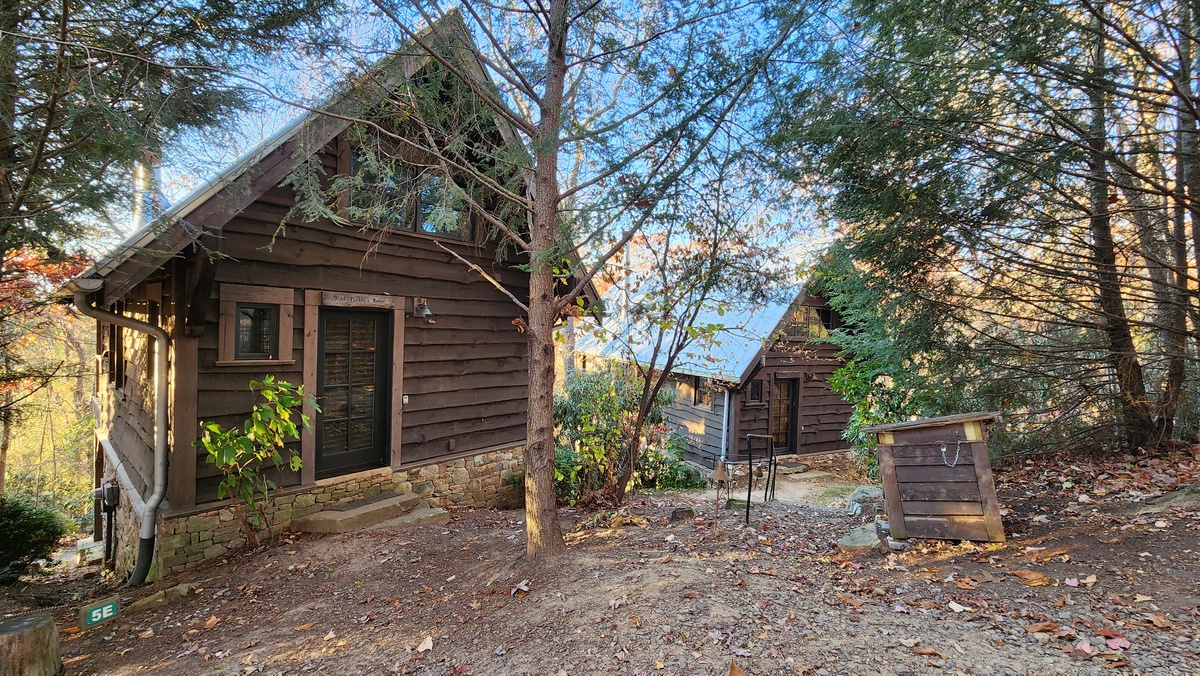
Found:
[301,291,404,484]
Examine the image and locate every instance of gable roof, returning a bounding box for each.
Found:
[575,286,803,386]
[74,13,497,306]
[574,238,832,386]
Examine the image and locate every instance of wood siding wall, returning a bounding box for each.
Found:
[96,274,177,498]
[664,377,726,468]
[732,341,850,460]
[187,139,529,504]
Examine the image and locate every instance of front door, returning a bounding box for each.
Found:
[316,309,390,478]
[770,379,797,454]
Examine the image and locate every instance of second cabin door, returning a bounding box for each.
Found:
[770,378,799,454]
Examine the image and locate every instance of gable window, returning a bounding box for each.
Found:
[784,305,834,340]
[218,285,295,366]
[349,151,471,241]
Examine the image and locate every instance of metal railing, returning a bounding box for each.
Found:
[739,434,779,524]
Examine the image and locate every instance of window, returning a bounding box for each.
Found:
[692,376,712,408]
[218,285,295,365]
[349,151,471,240]
[105,302,125,386]
[784,305,834,340]
[235,304,279,359]
[748,379,764,403]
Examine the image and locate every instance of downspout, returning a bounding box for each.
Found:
[70,278,168,586]
[719,388,731,463]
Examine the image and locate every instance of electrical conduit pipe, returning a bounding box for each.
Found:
[70,278,168,585]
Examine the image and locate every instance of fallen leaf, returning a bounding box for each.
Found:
[294,622,316,631]
[204,615,220,630]
[1012,570,1052,586]
[323,631,336,641]
[1081,574,1098,588]
[912,646,946,659]
[1146,612,1174,628]
[658,555,672,564]
[1065,578,1079,587]
[416,636,433,653]
[729,660,748,676]
[1074,640,1095,658]
[837,594,863,608]
[956,577,979,590]
[510,579,531,598]
[947,601,967,613]
[1105,637,1131,651]
[138,628,155,639]
[1025,621,1059,633]
[899,638,921,648]
[1133,594,1153,603]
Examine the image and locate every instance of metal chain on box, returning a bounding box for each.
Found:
[940,431,962,468]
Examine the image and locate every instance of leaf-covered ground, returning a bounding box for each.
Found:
[5,449,1199,675]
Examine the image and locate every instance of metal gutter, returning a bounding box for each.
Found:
[71,278,168,585]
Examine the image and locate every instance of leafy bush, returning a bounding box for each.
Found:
[196,377,315,548]
[827,359,906,479]
[553,363,685,505]
[0,494,70,584]
[635,428,705,490]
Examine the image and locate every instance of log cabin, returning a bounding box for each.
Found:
[577,285,853,470]
[66,17,535,581]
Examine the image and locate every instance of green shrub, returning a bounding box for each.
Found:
[196,376,315,548]
[554,364,696,504]
[635,428,705,490]
[0,494,70,584]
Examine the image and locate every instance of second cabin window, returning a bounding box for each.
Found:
[784,305,834,340]
[349,151,471,241]
[693,376,713,408]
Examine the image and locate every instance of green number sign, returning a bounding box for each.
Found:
[79,595,120,630]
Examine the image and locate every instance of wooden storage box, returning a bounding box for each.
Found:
[864,412,1005,542]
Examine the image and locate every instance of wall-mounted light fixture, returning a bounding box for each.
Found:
[413,297,435,324]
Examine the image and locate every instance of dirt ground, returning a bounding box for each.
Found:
[4,450,1200,675]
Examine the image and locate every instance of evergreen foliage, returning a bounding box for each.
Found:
[0,493,70,584]
[768,0,1200,454]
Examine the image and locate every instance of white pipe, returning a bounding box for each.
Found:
[93,400,147,517]
[71,279,168,584]
[719,388,730,463]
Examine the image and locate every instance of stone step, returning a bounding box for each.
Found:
[291,492,422,533]
[373,506,451,530]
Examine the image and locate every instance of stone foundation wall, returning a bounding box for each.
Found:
[151,445,524,577]
[110,480,155,578]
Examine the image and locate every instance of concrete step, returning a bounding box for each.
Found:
[373,506,451,530]
[291,492,422,533]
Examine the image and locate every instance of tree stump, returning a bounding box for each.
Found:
[0,615,61,676]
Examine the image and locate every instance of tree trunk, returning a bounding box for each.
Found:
[0,389,10,494]
[522,0,568,559]
[1163,2,1195,440]
[1088,11,1157,449]
[0,615,61,676]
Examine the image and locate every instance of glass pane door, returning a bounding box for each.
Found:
[770,379,796,451]
[316,309,389,477]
